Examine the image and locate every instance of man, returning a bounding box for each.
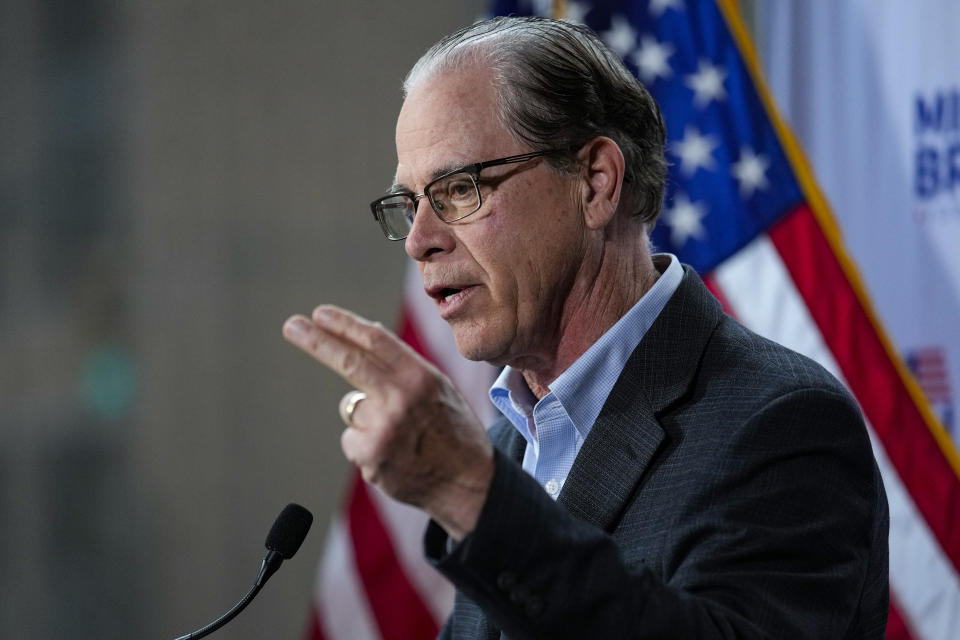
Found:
[284,16,888,639]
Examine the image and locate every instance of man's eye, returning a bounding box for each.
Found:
[446,178,474,199]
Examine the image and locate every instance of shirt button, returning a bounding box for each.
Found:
[545,479,560,496]
[497,572,518,591]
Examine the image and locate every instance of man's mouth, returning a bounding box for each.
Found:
[438,287,462,303]
[426,283,468,301]
[425,283,477,317]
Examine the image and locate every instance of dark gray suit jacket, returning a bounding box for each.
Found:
[424,266,889,639]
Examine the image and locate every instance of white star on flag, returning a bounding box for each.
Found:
[602,16,638,57]
[673,126,718,175]
[562,1,590,24]
[731,147,770,197]
[649,0,684,17]
[686,59,727,107]
[632,35,674,84]
[664,192,708,246]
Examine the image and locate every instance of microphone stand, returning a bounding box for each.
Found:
[173,550,283,640]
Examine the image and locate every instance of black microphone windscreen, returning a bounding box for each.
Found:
[265,503,313,559]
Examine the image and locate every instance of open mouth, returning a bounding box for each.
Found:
[438,287,462,303]
[424,281,477,315]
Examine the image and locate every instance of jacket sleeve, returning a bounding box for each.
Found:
[424,387,887,639]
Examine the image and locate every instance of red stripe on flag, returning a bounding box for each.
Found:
[886,592,916,640]
[769,204,960,573]
[305,608,328,640]
[398,303,437,364]
[347,476,440,640]
[702,272,738,320]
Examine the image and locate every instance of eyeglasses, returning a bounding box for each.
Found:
[369,149,564,241]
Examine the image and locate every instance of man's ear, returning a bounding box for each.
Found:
[577,136,625,230]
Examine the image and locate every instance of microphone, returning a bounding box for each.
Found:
[174,503,314,640]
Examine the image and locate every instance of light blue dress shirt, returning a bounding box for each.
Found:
[489,254,683,500]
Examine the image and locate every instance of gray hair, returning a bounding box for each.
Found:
[403,16,668,227]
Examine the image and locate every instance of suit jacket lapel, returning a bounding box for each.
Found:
[558,266,722,531]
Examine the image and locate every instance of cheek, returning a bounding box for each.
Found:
[470,177,580,308]
[492,246,561,338]
[482,217,529,303]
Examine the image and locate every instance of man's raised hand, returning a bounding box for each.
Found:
[283,305,494,540]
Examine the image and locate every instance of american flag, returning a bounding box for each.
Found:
[907,347,955,435]
[307,1,960,638]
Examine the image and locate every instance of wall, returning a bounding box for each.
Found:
[0,1,484,638]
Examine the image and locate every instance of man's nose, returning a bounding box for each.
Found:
[405,197,454,261]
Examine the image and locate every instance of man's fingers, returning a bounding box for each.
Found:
[311,305,408,362]
[282,313,390,390]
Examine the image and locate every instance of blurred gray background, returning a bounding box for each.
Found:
[0,1,485,638]
[1,1,773,638]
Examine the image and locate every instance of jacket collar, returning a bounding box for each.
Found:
[487,266,721,532]
[557,265,722,530]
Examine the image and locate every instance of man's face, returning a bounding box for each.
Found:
[395,67,587,368]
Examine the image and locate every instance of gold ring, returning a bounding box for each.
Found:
[340,390,367,426]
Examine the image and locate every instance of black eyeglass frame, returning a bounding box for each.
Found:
[369,148,566,241]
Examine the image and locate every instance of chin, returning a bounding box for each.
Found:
[452,333,494,363]
[450,322,511,365]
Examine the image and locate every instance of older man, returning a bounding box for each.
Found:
[284,16,888,640]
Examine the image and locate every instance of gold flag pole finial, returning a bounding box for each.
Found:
[552,0,566,20]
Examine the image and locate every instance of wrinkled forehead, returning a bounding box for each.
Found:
[393,68,517,190]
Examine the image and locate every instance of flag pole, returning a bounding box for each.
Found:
[552,0,566,20]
